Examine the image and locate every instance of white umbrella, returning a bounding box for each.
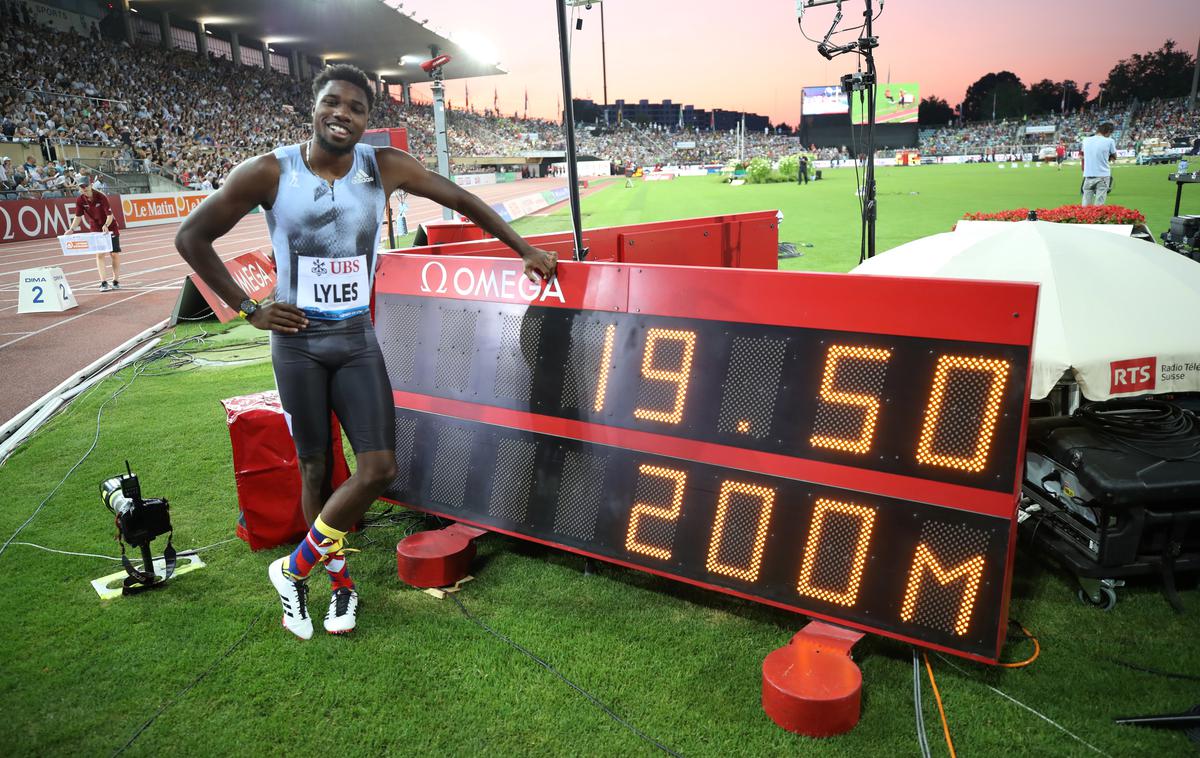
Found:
[851,220,1200,400]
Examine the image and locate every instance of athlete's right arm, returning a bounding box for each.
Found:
[175,154,308,333]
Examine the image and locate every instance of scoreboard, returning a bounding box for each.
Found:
[375,255,1037,661]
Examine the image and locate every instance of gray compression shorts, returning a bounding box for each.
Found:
[270,312,395,459]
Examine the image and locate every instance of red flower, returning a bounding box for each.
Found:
[962,204,1144,225]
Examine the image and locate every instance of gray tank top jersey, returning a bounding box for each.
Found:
[266,142,387,320]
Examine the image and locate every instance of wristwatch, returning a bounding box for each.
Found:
[238,298,259,319]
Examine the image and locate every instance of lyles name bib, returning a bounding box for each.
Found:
[296,254,370,319]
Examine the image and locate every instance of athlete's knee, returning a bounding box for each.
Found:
[297,454,329,492]
[355,454,397,492]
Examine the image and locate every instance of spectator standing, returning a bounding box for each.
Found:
[1055,141,1066,170]
[798,154,809,185]
[1081,122,1117,206]
[66,176,122,291]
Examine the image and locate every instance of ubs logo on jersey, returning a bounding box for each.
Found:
[311,259,328,276]
[330,259,361,275]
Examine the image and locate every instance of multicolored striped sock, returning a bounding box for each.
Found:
[325,551,355,591]
[285,516,346,580]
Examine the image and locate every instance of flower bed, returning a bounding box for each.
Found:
[963,204,1146,225]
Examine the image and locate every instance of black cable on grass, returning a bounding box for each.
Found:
[447,592,685,758]
[1108,658,1200,682]
[0,330,225,561]
[0,363,145,560]
[111,602,269,757]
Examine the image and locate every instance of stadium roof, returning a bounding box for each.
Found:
[131,0,506,84]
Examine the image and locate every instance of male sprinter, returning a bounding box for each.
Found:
[176,65,557,639]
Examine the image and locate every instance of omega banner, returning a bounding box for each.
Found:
[0,190,221,244]
[0,195,126,243]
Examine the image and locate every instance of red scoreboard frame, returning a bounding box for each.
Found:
[375,254,1038,662]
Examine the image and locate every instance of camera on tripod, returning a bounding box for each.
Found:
[100,463,175,592]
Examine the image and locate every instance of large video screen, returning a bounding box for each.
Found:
[851,82,920,124]
[801,85,849,116]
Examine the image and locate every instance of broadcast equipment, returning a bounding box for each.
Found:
[1023,401,1200,611]
[1168,170,1200,217]
[100,463,175,593]
[419,54,451,74]
[376,255,1039,662]
[1161,213,1200,260]
[797,0,884,262]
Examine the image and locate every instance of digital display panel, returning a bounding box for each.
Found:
[802,85,849,116]
[851,81,920,124]
[375,256,1038,661]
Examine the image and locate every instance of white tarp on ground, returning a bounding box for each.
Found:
[852,221,1200,400]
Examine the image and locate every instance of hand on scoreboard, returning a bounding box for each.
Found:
[522,246,558,283]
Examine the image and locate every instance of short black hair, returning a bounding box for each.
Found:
[312,64,374,111]
[1098,122,1115,135]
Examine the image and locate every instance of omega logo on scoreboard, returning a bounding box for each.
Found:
[375,256,1037,661]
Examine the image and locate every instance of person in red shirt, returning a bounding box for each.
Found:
[1055,141,1067,171]
[66,176,122,291]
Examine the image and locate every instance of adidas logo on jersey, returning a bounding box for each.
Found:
[351,168,372,184]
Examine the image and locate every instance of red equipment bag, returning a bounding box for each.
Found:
[221,390,351,550]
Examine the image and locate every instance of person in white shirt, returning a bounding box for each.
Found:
[1081,122,1118,206]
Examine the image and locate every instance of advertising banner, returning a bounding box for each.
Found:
[1,195,126,243]
[119,191,213,228]
[184,249,276,322]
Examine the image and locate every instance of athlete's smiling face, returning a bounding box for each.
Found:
[312,80,370,155]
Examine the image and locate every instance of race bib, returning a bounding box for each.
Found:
[296,254,370,319]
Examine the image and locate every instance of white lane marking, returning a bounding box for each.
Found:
[0,245,263,314]
[0,248,250,349]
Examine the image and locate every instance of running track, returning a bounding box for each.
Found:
[0,177,571,425]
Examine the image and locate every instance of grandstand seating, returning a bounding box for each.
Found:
[2,11,1198,200]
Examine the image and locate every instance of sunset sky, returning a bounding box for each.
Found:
[397,0,1200,126]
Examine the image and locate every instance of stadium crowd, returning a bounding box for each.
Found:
[2,9,1198,198]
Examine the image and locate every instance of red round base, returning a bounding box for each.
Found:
[761,625,864,737]
[396,529,475,588]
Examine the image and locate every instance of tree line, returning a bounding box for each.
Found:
[917,40,1196,125]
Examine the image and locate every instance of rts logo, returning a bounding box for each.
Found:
[1110,357,1156,393]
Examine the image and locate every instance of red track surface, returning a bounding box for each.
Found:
[0,177,570,426]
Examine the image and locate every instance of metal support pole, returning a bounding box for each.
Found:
[600,2,608,107]
[430,45,453,220]
[862,0,877,261]
[1190,34,1199,112]
[555,0,586,260]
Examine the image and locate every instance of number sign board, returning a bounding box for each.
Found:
[374,255,1038,662]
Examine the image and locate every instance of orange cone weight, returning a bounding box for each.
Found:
[761,622,865,736]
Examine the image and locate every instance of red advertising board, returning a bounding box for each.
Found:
[374,254,1038,662]
[186,249,276,322]
[0,194,126,243]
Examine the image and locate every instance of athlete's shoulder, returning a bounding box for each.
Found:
[220,151,284,207]
[234,150,284,179]
[373,146,423,182]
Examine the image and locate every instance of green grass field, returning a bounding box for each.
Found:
[1,163,1198,756]
[513,162,1200,272]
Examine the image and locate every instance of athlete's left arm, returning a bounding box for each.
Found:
[376,148,557,282]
